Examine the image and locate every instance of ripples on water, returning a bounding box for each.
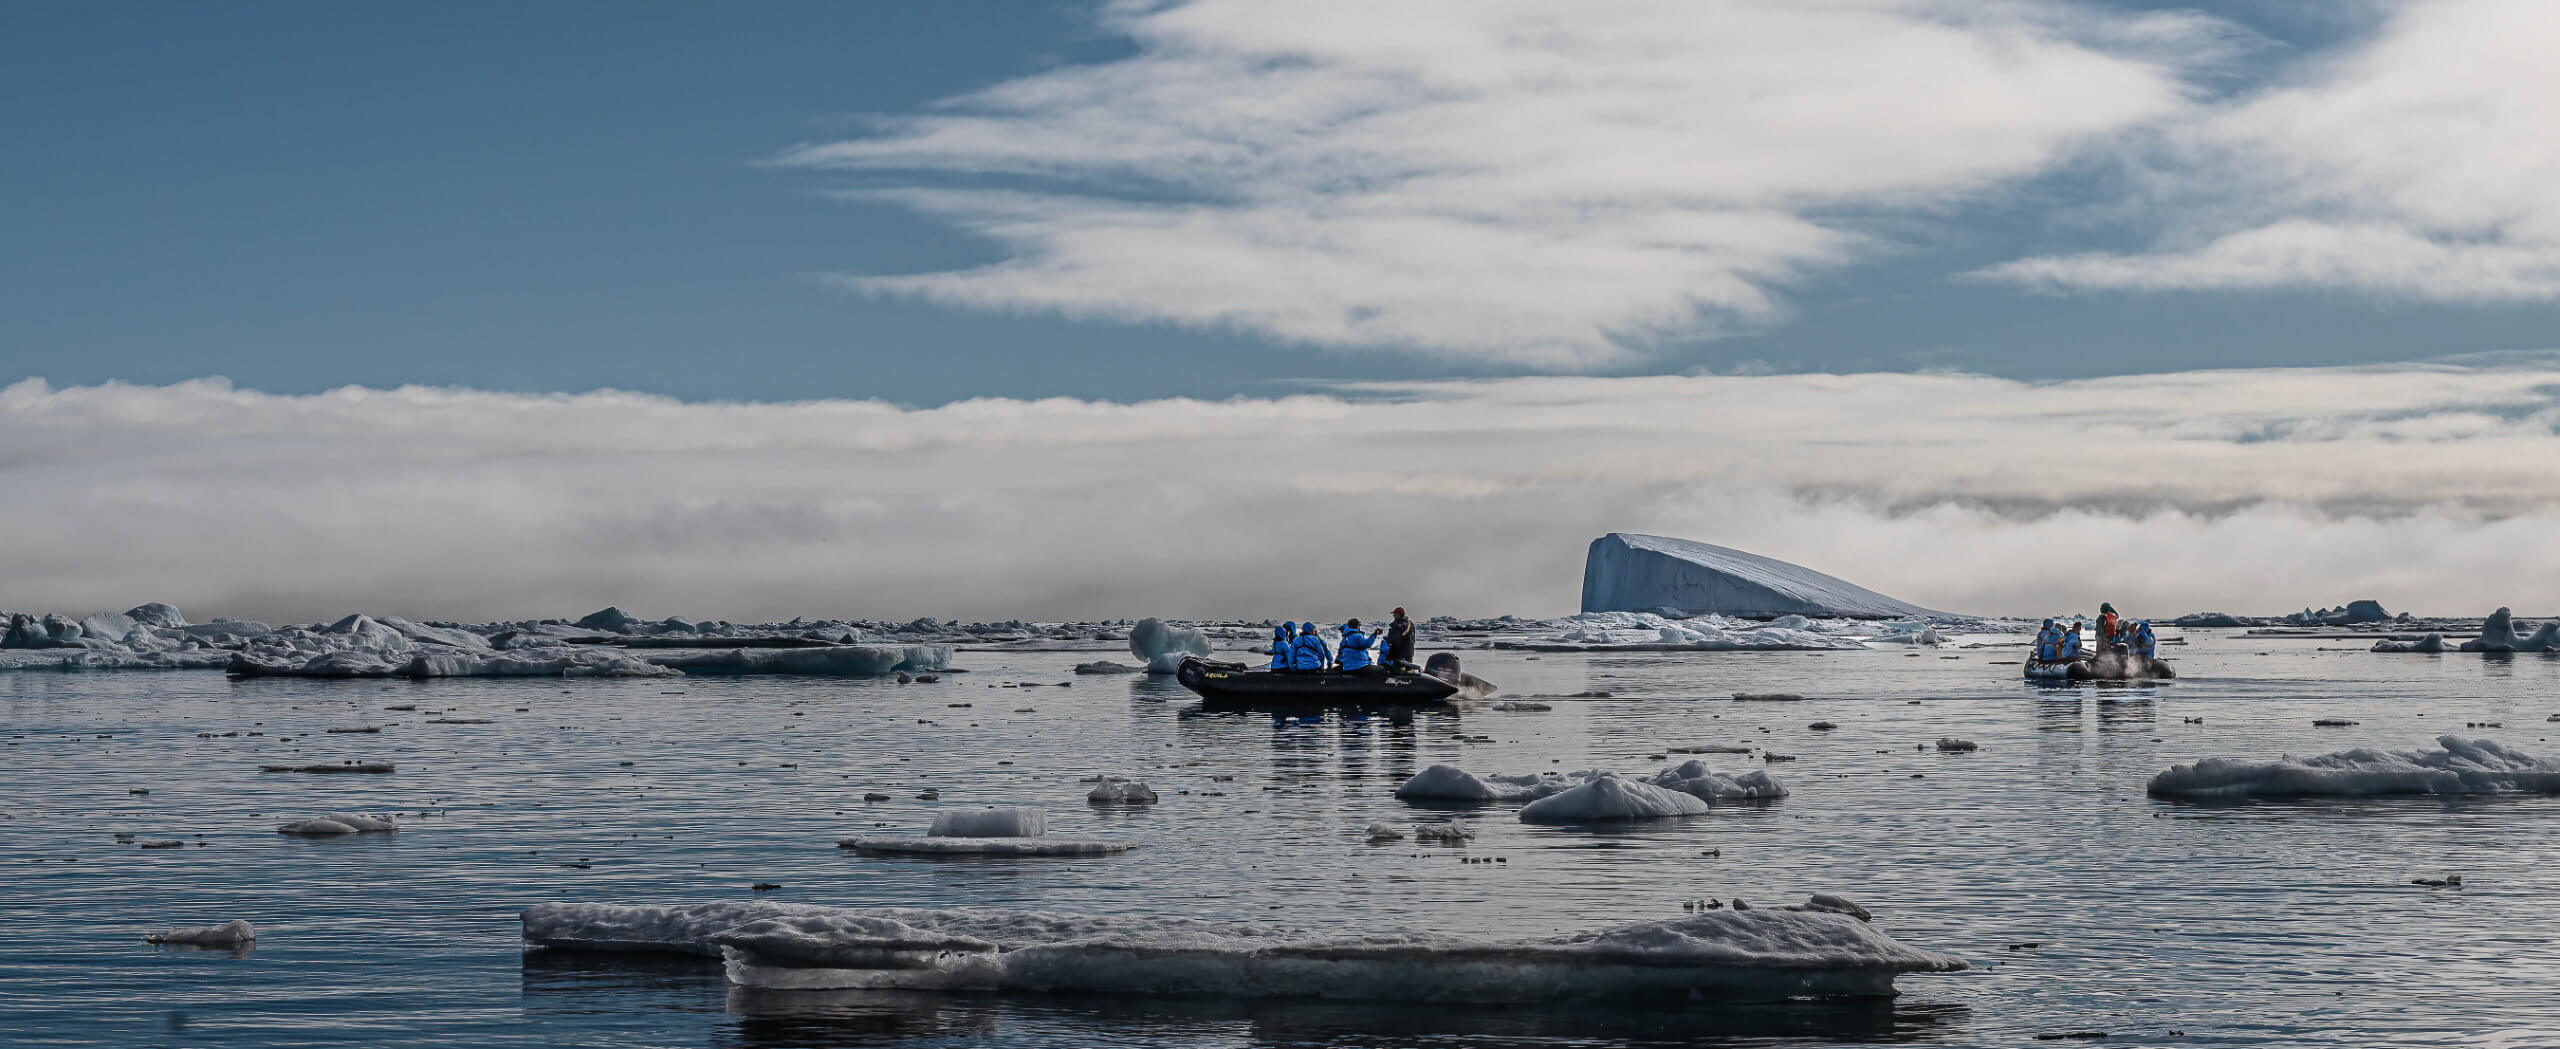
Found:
[5,632,2559,1047]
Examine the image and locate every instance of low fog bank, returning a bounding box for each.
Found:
[3,361,2556,623]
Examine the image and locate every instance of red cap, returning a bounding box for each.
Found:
[1393,607,1406,616]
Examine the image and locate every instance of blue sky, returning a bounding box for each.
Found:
[9,0,2558,405]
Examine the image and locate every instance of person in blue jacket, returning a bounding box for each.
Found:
[2132,620,2157,659]
[1289,621,1332,671]
[2055,620,2084,659]
[1269,622,1296,671]
[1337,618,1377,672]
[2033,619,2057,661]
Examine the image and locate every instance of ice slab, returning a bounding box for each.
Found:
[840,837,1137,856]
[1129,618,1212,674]
[277,813,399,836]
[1581,533,1937,619]
[229,648,672,679]
[146,920,256,949]
[1518,775,1711,823]
[2148,735,2560,798]
[1398,762,1786,805]
[522,902,1963,1002]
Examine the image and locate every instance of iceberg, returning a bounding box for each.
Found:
[2148,736,2560,798]
[522,901,1964,1001]
[2371,634,2445,653]
[2459,608,2560,653]
[1517,776,1711,823]
[929,806,1047,838]
[1128,618,1212,674]
[1398,762,1786,807]
[1581,533,1937,619]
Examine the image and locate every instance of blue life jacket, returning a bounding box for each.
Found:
[1338,626,1375,670]
[1269,625,1294,670]
[2034,621,2056,661]
[1289,631,1331,671]
[2133,621,2156,656]
[2056,627,2083,659]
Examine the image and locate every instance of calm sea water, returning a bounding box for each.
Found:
[5,630,2559,1048]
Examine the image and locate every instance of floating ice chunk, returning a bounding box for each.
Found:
[1393,764,1572,803]
[1364,821,1405,841]
[1073,660,1144,674]
[522,902,1962,1001]
[1861,622,1944,646]
[146,920,255,949]
[2372,634,2446,653]
[1490,701,1552,712]
[261,762,395,774]
[929,807,1046,838]
[1518,775,1711,823]
[640,645,947,677]
[2460,608,2560,653]
[1086,779,1159,804]
[1648,760,1789,801]
[1413,820,1474,842]
[2148,735,2560,798]
[277,813,399,836]
[840,837,1137,856]
[229,648,673,679]
[1129,618,1212,674]
[1935,738,1978,752]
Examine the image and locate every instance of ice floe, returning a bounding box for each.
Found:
[637,645,948,677]
[1517,776,1711,823]
[521,901,1963,1001]
[277,813,399,836]
[1086,779,1160,804]
[1396,762,1785,807]
[2148,736,2560,798]
[1495,611,1870,653]
[2371,634,2446,653]
[146,920,256,949]
[2460,608,2560,653]
[841,806,1139,854]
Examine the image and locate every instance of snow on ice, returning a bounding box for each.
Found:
[2148,736,2560,798]
[1396,762,1786,807]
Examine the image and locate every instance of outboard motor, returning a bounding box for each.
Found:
[1423,652,1462,680]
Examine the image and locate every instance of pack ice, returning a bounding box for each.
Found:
[839,806,1136,856]
[521,901,1963,1001]
[2148,736,2560,798]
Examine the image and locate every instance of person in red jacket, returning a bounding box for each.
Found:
[2096,603,2119,651]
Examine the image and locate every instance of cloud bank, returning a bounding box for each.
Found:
[787,0,2215,366]
[1986,0,2560,300]
[6,360,2559,624]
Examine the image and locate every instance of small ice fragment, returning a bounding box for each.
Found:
[1364,821,1405,842]
[1518,776,1710,823]
[1413,821,1474,842]
[1935,738,1978,752]
[1087,779,1159,805]
[260,762,395,774]
[277,813,398,836]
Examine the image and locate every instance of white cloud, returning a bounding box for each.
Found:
[1983,0,2560,299]
[5,360,2558,624]
[786,0,2209,366]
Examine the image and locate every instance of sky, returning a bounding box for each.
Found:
[6,1,2559,621]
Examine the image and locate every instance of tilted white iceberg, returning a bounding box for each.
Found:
[2148,736,2560,798]
[1517,776,1711,823]
[520,901,1964,1001]
[1581,533,1937,619]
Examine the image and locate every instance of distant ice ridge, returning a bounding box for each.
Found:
[1396,762,1786,810]
[520,902,1963,1001]
[639,646,947,677]
[1500,611,1870,653]
[1128,617,1212,673]
[2148,736,2560,798]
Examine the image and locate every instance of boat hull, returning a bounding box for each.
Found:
[2025,650,2176,681]
[1176,657,1461,710]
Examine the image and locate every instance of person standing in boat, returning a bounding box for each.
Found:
[1289,621,1332,672]
[1338,619,1378,673]
[1383,607,1416,668]
[2096,603,2119,651]
[1269,622,1296,671]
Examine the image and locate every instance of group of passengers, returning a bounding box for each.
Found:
[1269,608,1416,674]
[2035,602,2156,661]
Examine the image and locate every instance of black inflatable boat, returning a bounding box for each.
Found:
[1176,655,1464,711]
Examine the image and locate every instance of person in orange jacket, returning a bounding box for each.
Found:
[2097,603,2120,652]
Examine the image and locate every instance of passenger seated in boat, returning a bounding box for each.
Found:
[2132,620,2157,659]
[1270,622,1296,671]
[1338,619,1377,672]
[1288,622,1333,672]
[2055,622,2084,660]
[2033,619,2058,661]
